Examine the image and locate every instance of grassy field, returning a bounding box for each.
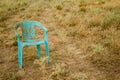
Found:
[0,0,120,80]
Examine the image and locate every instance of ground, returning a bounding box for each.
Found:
[0,0,120,80]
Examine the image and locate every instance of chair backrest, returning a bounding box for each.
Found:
[15,20,42,40]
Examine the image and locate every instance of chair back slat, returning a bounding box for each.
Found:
[22,21,36,40]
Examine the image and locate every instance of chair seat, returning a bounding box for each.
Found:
[22,39,45,46]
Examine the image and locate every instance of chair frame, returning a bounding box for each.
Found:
[14,20,50,68]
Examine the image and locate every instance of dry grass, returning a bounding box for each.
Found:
[0,0,120,80]
[0,0,32,22]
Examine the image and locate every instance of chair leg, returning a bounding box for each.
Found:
[37,45,41,59]
[45,41,50,64]
[18,46,23,68]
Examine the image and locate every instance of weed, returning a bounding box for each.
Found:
[79,0,87,12]
[55,28,67,43]
[101,7,120,30]
[33,57,48,75]
[2,71,19,80]
[55,5,63,10]
[104,35,113,47]
[49,43,56,52]
[13,36,18,46]
[90,8,102,13]
[50,63,68,79]
[80,7,87,12]
[68,17,79,27]
[91,44,104,54]
[79,0,87,7]
[0,16,7,22]
[0,17,3,22]
[60,13,80,27]
[70,73,90,80]
[16,69,26,79]
[67,28,77,37]
[33,57,48,66]
[87,19,101,28]
[109,33,120,54]
[98,0,105,4]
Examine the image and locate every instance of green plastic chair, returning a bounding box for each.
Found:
[14,20,50,68]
